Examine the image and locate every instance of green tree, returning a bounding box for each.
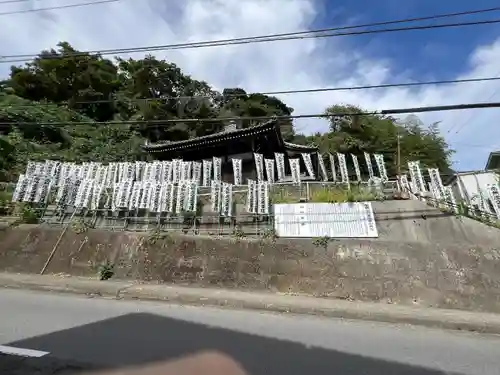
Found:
[115,55,220,141]
[317,104,453,176]
[0,41,454,183]
[0,92,144,178]
[8,42,121,121]
[219,88,296,140]
[0,136,16,181]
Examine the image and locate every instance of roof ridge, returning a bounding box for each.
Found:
[142,120,278,152]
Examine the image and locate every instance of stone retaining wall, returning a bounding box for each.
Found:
[2,225,500,313]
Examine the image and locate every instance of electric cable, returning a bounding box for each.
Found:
[2,6,500,63]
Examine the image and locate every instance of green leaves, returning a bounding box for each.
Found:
[0,41,452,182]
[316,105,453,176]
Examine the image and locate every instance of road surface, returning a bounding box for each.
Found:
[1,288,500,375]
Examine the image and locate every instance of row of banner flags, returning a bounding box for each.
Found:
[10,151,390,213]
[397,161,457,209]
[10,151,388,216]
[15,151,389,189]
[396,160,500,221]
[11,165,271,217]
[257,151,388,184]
[13,157,500,222]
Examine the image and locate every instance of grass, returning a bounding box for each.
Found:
[309,185,379,203]
[270,187,298,203]
[266,184,382,204]
[0,189,14,216]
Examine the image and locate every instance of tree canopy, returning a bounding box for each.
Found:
[0,41,453,181]
[314,105,454,177]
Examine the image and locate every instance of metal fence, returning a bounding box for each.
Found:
[4,179,498,235]
[0,180,399,235]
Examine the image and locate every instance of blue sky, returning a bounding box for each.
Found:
[315,0,500,80]
[1,0,500,171]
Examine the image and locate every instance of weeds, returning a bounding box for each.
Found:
[98,260,114,280]
[437,199,500,229]
[312,236,332,249]
[145,229,171,246]
[270,188,297,203]
[232,224,246,240]
[309,186,377,203]
[269,184,380,204]
[260,228,277,242]
[71,218,92,234]
[19,204,41,224]
[0,190,13,216]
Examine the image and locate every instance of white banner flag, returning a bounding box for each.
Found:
[264,158,275,183]
[374,154,388,182]
[351,154,361,181]
[329,153,337,182]
[232,158,243,185]
[247,179,257,213]
[212,157,222,181]
[317,153,328,181]
[274,152,286,181]
[289,158,301,184]
[428,168,445,199]
[337,153,349,183]
[408,161,426,193]
[192,161,202,185]
[254,153,264,181]
[202,160,212,186]
[364,152,374,179]
[301,153,315,179]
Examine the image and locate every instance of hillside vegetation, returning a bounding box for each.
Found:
[0,42,453,182]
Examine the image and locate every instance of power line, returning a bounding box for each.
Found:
[0,0,119,16]
[3,101,500,126]
[2,8,500,63]
[5,19,500,62]
[448,73,500,138]
[4,76,500,109]
[380,101,500,114]
[0,0,31,4]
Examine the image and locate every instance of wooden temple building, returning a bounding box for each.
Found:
[141,119,320,182]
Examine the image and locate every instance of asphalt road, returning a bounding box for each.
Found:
[1,289,500,375]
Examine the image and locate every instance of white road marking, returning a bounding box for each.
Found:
[0,345,49,357]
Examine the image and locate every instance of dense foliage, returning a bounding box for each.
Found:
[0,42,453,181]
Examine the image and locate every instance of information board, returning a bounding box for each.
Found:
[273,202,378,238]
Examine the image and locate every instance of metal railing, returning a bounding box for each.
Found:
[0,180,400,234]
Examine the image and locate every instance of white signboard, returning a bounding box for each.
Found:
[273,202,378,238]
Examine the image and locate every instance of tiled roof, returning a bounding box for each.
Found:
[142,119,320,154]
[142,120,278,153]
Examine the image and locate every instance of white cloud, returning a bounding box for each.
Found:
[1,0,500,170]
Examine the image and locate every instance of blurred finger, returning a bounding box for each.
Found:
[82,351,247,375]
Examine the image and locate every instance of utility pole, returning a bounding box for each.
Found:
[396,130,401,176]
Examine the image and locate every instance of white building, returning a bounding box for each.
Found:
[446,151,499,211]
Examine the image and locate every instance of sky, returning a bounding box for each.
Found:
[1,0,500,171]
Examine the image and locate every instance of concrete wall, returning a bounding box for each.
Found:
[3,199,500,313]
[41,199,500,248]
[371,200,500,246]
[1,226,500,313]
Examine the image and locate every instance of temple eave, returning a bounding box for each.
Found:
[283,142,318,153]
[142,120,279,153]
